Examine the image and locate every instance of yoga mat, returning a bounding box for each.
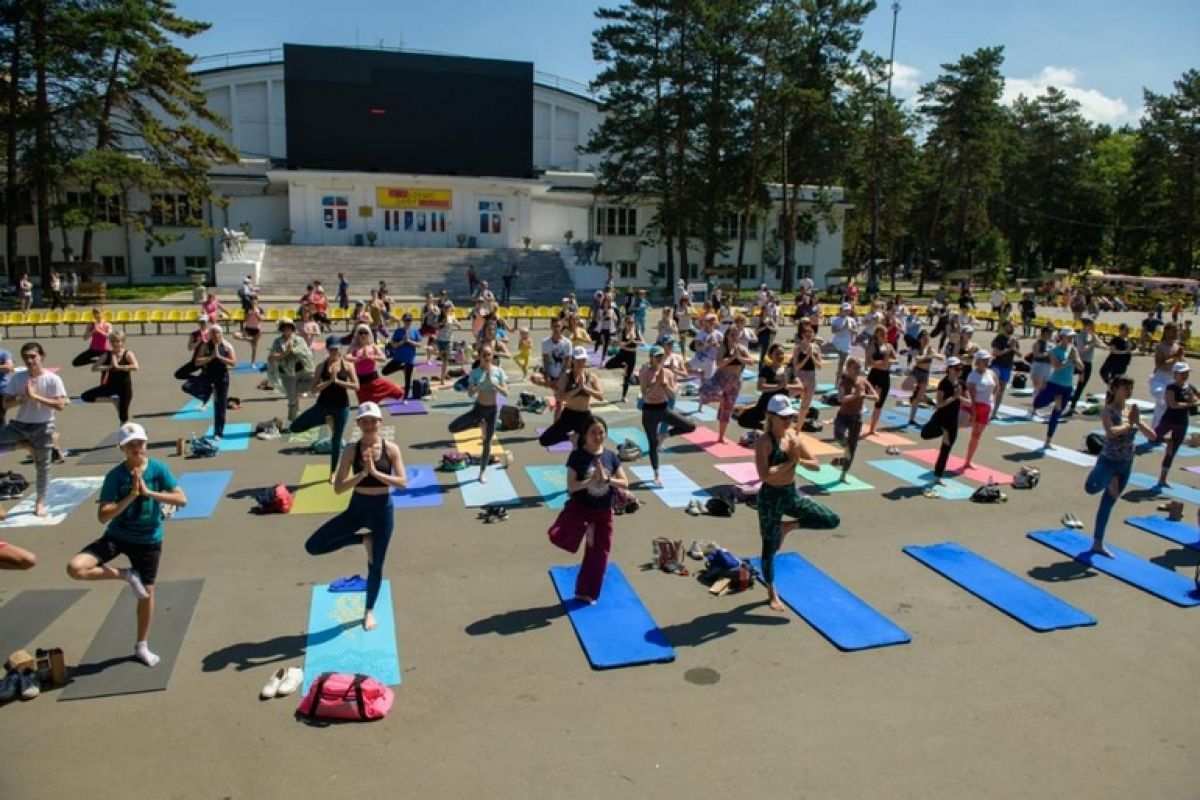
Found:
[1185,466,1200,476]
[798,463,873,493]
[525,464,570,510]
[880,407,931,428]
[232,363,259,374]
[391,465,444,509]
[549,397,621,414]
[0,476,104,528]
[1125,515,1200,552]
[455,467,521,508]
[628,464,710,507]
[172,398,212,422]
[608,426,649,452]
[680,404,719,422]
[904,542,1096,632]
[795,433,843,458]
[75,432,124,465]
[288,428,320,445]
[680,427,752,459]
[385,399,428,416]
[1028,529,1200,607]
[866,459,972,500]
[1092,430,1200,459]
[302,580,401,694]
[548,563,675,669]
[864,430,913,447]
[1126,472,1200,505]
[536,427,573,453]
[997,435,1096,467]
[904,449,1013,485]
[715,461,760,486]
[452,429,505,457]
[748,552,911,651]
[170,470,233,521]
[1009,387,1035,397]
[414,362,441,374]
[205,422,252,452]
[59,579,204,701]
[0,589,87,655]
[290,464,351,515]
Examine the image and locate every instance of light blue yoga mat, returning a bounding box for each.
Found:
[455,467,521,507]
[608,426,649,452]
[880,407,930,428]
[798,463,873,493]
[172,398,211,422]
[548,564,675,669]
[170,470,233,521]
[997,435,1097,467]
[867,459,972,500]
[681,404,719,422]
[748,552,911,651]
[1126,473,1200,505]
[1125,515,1200,551]
[303,580,401,694]
[391,465,444,509]
[204,422,252,451]
[628,464,710,508]
[904,542,1096,632]
[1028,529,1200,607]
[525,464,569,510]
[1091,430,1200,459]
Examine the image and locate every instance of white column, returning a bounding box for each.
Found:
[229,83,240,155]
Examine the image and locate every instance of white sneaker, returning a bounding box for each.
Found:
[123,568,150,600]
[260,667,286,699]
[685,500,702,516]
[18,671,39,700]
[276,667,304,697]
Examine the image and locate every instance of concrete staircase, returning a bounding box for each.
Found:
[259,246,576,304]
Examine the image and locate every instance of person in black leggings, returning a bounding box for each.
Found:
[921,357,966,486]
[538,347,604,447]
[637,345,696,484]
[193,326,236,439]
[80,331,138,423]
[604,315,643,402]
[447,346,507,483]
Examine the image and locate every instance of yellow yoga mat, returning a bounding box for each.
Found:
[290,464,351,515]
[452,429,506,457]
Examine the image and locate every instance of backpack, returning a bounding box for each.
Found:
[439,450,470,471]
[612,484,640,515]
[801,418,823,433]
[652,537,688,574]
[970,480,1007,503]
[0,471,29,500]
[296,672,393,724]
[189,435,220,458]
[410,377,430,401]
[1013,466,1041,489]
[254,483,293,514]
[730,561,757,593]
[705,548,741,573]
[705,497,735,517]
[498,405,523,431]
[617,439,643,462]
[1084,433,1105,455]
[519,391,538,407]
[1012,373,1028,389]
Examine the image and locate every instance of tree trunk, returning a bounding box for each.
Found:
[4,17,22,282]
[82,49,123,263]
[32,0,53,287]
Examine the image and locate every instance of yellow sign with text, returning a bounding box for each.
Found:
[375,187,453,210]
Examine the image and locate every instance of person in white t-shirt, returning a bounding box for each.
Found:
[963,350,999,469]
[533,319,573,391]
[0,342,68,516]
[830,304,858,377]
[988,287,1007,330]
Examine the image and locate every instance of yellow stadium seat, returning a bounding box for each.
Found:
[535,306,551,319]
[133,309,150,335]
[101,309,114,322]
[3,311,23,334]
[62,309,82,336]
[114,310,132,332]
[25,310,44,336]
[165,309,183,333]
[44,310,63,336]
[265,308,282,322]
[149,310,165,334]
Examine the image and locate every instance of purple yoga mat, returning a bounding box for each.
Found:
[1184,466,1200,476]
[537,427,572,452]
[414,362,441,374]
[386,399,428,415]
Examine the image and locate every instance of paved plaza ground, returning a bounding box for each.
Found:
[0,317,1196,799]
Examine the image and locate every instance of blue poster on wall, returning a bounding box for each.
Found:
[404,211,413,231]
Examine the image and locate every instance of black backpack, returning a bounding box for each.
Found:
[498,405,523,431]
[705,497,735,517]
[0,471,28,499]
[1012,373,1028,389]
[1085,433,1105,455]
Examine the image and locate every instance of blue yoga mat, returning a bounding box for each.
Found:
[303,580,401,694]
[628,464,710,508]
[608,426,649,452]
[1124,516,1200,552]
[548,564,675,669]
[390,465,444,509]
[172,398,211,422]
[232,362,263,374]
[1126,473,1200,505]
[1027,528,1200,608]
[455,467,521,508]
[904,542,1096,632]
[1090,430,1200,459]
[525,464,569,510]
[170,470,233,521]
[867,458,972,500]
[748,552,911,651]
[879,408,931,429]
[680,404,718,422]
[204,422,252,451]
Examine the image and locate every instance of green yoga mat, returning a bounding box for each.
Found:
[290,464,351,515]
[797,463,874,493]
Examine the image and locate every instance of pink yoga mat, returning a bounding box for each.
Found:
[864,431,913,447]
[904,449,1013,485]
[537,427,573,453]
[715,461,760,486]
[681,427,752,459]
[415,362,441,374]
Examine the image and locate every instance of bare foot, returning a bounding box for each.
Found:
[653,472,660,485]
[363,610,378,631]
[1090,543,1114,558]
[766,589,785,612]
[328,474,336,485]
[34,502,48,518]
[962,462,974,470]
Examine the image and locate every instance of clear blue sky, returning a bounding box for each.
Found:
[173,0,1197,126]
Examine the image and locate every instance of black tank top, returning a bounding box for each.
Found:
[794,345,816,372]
[353,440,392,489]
[103,351,133,390]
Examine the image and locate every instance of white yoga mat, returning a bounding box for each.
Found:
[0,476,105,528]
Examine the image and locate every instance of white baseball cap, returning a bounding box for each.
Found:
[1059,327,1075,337]
[973,350,992,361]
[571,346,589,360]
[1173,362,1190,373]
[357,402,383,420]
[946,356,962,368]
[767,394,797,417]
[117,422,148,447]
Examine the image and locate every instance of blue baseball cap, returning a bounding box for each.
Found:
[325,335,342,349]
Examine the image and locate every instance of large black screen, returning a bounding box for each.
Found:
[284,44,533,178]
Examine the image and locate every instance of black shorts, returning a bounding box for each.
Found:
[867,368,891,408]
[80,536,163,585]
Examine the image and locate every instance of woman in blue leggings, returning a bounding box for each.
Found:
[305,402,407,631]
[290,336,359,476]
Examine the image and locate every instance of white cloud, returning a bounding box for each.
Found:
[1002,66,1133,125]
[889,62,921,96]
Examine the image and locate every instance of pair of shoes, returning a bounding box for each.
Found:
[478,506,508,523]
[685,499,703,516]
[1061,513,1084,530]
[17,671,39,700]
[261,667,303,699]
[0,670,19,702]
[256,425,281,440]
[885,445,901,455]
[687,540,705,560]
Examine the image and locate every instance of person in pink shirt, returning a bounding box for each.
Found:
[72,307,113,367]
[200,293,226,324]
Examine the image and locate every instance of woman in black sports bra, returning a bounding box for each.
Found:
[790,323,823,425]
[304,401,407,631]
[865,327,896,436]
[81,331,139,423]
[604,314,643,402]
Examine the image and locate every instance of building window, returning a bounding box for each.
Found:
[101,255,127,276]
[65,192,121,225]
[719,213,757,241]
[184,256,207,272]
[616,261,638,279]
[739,263,757,280]
[321,196,348,230]
[13,255,39,274]
[597,207,637,237]
[150,193,199,227]
[152,255,177,276]
[478,201,503,235]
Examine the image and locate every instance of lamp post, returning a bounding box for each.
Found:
[868,1,900,298]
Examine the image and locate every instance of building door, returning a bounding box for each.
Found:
[319,195,350,245]
[381,209,449,247]
[475,199,506,248]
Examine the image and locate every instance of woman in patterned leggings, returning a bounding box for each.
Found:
[754,395,840,611]
[700,325,752,444]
